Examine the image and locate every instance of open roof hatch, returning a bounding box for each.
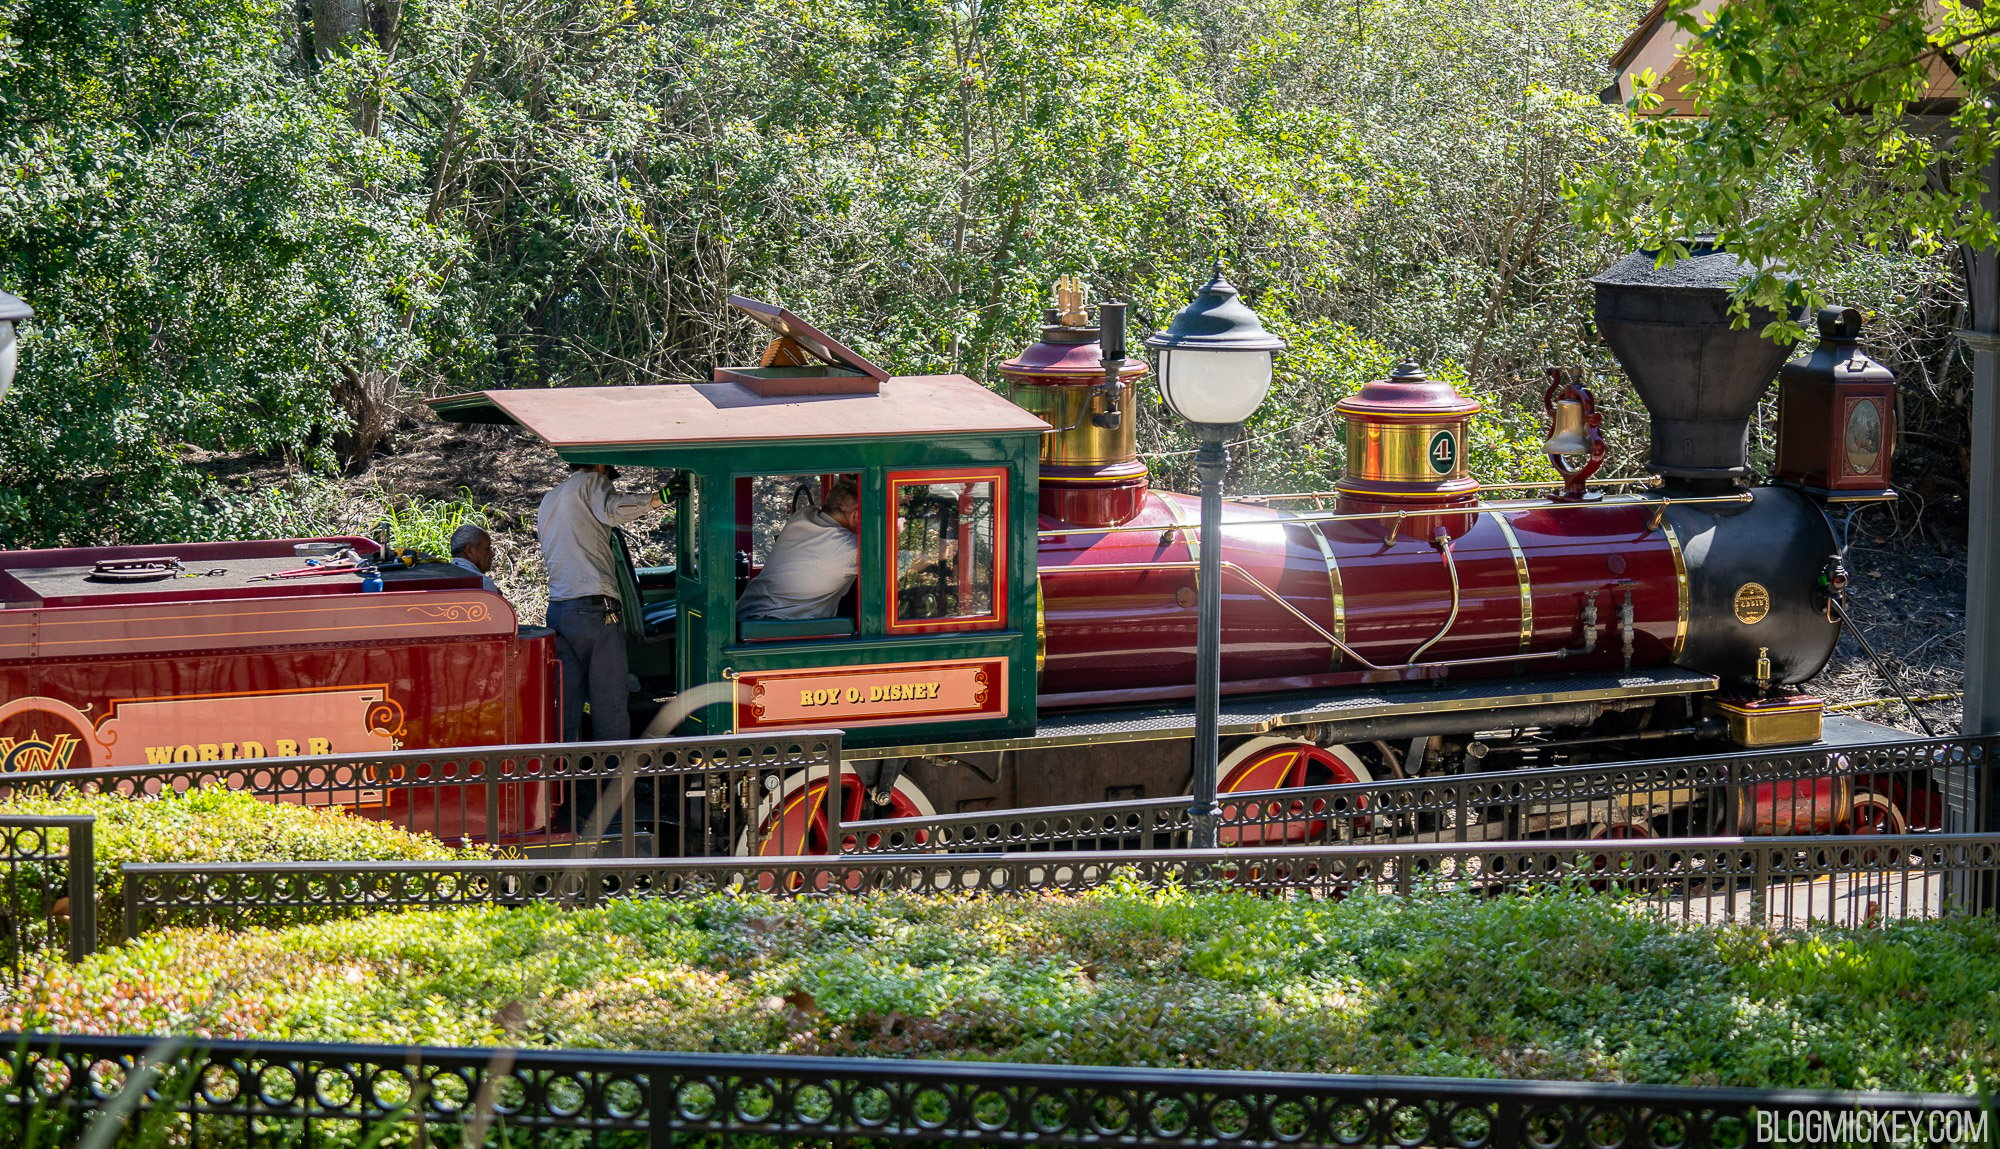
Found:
[717,295,888,396]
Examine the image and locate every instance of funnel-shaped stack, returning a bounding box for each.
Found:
[1591,244,1799,489]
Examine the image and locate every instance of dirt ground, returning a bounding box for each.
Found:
[1815,506,1967,736]
[284,410,1971,738]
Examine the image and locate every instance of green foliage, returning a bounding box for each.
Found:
[373,487,492,558]
[0,788,492,945]
[0,0,1650,549]
[13,884,1999,1092]
[1569,0,1995,331]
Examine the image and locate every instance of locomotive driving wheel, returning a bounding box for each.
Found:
[752,772,936,857]
[1214,737,1373,846]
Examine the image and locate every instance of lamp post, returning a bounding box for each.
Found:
[0,290,30,404]
[1145,262,1285,849]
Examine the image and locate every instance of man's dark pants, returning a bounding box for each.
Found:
[548,595,632,742]
[548,595,635,833]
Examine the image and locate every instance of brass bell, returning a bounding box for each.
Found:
[1543,398,1591,456]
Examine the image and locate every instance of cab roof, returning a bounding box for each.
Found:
[429,375,1049,454]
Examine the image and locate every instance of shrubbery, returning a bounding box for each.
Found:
[9,881,1997,1092]
[0,789,492,945]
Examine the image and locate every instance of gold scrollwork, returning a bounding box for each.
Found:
[365,699,407,738]
[406,602,493,624]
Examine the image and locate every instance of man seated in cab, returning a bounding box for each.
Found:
[738,479,860,620]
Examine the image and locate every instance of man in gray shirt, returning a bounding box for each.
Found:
[738,481,861,620]
[537,464,664,742]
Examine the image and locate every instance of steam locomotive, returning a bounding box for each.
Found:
[0,245,1911,848]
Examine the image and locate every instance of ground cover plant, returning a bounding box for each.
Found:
[6,880,1996,1093]
[0,789,493,946]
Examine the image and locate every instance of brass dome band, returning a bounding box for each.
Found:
[1341,419,1472,487]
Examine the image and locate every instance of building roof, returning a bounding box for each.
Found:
[1605,0,1964,114]
[429,375,1050,452]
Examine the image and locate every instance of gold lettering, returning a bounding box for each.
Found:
[197,744,222,761]
[221,743,237,760]
[307,737,332,755]
[174,745,197,763]
[144,746,175,765]
[240,741,265,759]
[275,739,299,757]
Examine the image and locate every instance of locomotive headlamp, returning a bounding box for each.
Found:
[0,289,31,403]
[1145,262,1286,428]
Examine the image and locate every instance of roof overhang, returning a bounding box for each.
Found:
[430,375,1050,463]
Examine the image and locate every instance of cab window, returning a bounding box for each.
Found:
[886,467,1005,632]
[735,471,863,640]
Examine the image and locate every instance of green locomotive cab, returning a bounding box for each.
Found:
[432,297,1046,747]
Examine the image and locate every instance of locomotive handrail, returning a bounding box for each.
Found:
[1237,477,1657,504]
[1035,490,1754,538]
[1042,559,1584,675]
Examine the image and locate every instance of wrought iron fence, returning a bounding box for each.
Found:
[119,832,2000,938]
[4,1031,1992,1148]
[847,734,1998,855]
[0,732,844,858]
[0,815,95,979]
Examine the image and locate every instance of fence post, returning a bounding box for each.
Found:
[120,864,140,944]
[621,752,638,859]
[826,750,843,856]
[1750,846,1769,924]
[67,819,95,961]
[648,1069,677,1149]
[484,755,502,851]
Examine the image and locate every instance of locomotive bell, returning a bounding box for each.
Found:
[1543,397,1591,456]
[1334,361,1481,514]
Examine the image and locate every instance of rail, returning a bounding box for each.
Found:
[0,732,844,859]
[1238,478,1659,504]
[119,831,2000,937]
[1036,489,1754,539]
[847,733,1996,855]
[6,1031,1990,1148]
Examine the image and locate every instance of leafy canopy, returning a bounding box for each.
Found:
[1571,0,2000,335]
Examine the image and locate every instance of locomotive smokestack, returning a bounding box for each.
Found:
[1590,242,1800,492]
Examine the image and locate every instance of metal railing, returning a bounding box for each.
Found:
[0,732,844,858]
[120,832,2000,938]
[848,734,1995,855]
[0,816,94,978]
[4,1031,1990,1148]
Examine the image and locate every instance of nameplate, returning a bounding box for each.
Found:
[736,659,1005,730]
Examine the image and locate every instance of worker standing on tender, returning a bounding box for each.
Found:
[536,464,665,741]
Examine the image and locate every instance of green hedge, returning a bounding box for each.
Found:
[7,882,1998,1092]
[0,789,492,945]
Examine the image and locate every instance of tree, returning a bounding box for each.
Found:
[1569,0,1999,325]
